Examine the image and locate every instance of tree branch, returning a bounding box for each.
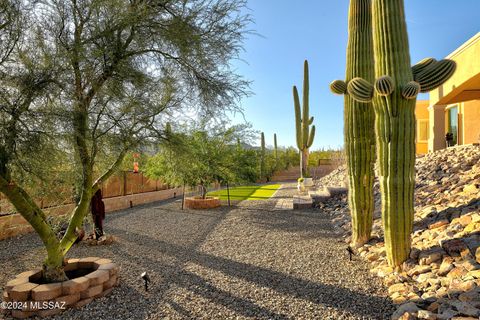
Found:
[92,146,129,193]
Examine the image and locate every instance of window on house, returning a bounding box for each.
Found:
[447,106,458,146]
[417,119,429,143]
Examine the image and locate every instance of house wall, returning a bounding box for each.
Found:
[430,32,480,106]
[415,100,430,154]
[427,32,480,152]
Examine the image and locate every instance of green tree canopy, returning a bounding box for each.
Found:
[145,124,258,198]
[0,0,251,282]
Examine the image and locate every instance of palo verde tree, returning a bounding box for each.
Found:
[0,0,250,281]
[145,124,258,198]
[293,60,315,178]
[330,0,376,246]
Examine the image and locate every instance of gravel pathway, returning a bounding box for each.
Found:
[0,184,394,319]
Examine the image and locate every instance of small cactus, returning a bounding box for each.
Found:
[293,60,315,178]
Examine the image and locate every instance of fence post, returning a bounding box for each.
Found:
[181,183,186,210]
[123,171,127,196]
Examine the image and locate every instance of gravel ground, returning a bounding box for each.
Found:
[0,184,394,319]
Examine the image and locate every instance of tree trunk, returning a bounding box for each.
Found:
[200,184,207,199]
[43,246,68,282]
[60,172,93,255]
[0,176,68,282]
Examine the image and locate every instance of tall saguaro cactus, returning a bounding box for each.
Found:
[330,0,376,246]
[336,0,456,266]
[293,60,316,178]
[260,132,266,180]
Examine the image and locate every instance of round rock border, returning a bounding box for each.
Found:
[184,196,221,209]
[2,257,119,318]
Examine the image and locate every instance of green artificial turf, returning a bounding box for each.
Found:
[208,184,281,201]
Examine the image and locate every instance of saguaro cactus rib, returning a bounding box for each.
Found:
[293,60,315,178]
[330,0,376,246]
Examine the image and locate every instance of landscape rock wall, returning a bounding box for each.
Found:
[320,144,480,319]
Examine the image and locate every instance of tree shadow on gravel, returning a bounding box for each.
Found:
[249,210,340,239]
[109,227,393,319]
[114,245,291,319]
[105,197,184,223]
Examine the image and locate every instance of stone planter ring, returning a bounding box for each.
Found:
[2,257,119,318]
[184,196,221,209]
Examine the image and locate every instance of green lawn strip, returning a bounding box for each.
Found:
[208,184,281,201]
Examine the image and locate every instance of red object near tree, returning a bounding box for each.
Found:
[133,161,139,173]
[133,153,140,173]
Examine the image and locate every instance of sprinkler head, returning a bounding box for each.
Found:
[141,271,151,291]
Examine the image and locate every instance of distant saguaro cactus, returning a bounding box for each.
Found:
[293,60,316,178]
[273,133,278,169]
[338,0,456,266]
[330,0,376,246]
[260,132,266,180]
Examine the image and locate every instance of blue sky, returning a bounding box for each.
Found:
[231,0,480,149]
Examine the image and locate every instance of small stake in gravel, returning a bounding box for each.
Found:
[141,271,151,291]
[346,246,355,261]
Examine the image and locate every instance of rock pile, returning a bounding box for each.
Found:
[320,144,480,320]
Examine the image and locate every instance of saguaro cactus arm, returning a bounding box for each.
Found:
[402,81,421,100]
[374,76,395,96]
[293,86,303,150]
[412,57,436,74]
[413,59,456,93]
[302,60,310,148]
[307,125,315,148]
[330,80,348,95]
[347,77,374,103]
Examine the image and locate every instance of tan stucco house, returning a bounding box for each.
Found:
[416,32,480,154]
